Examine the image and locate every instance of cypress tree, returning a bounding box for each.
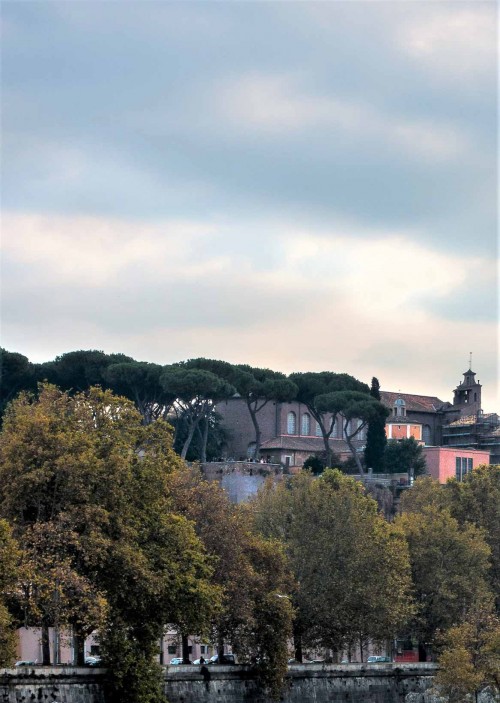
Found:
[364,377,387,472]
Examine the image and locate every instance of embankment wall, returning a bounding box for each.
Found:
[0,663,442,703]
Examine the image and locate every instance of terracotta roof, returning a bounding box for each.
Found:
[260,435,362,452]
[380,391,446,414]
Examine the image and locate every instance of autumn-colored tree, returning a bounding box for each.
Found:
[398,475,447,515]
[435,603,500,702]
[0,385,218,703]
[169,466,293,697]
[253,470,413,660]
[395,505,492,660]
[0,519,19,666]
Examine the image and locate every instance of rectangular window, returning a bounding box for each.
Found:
[200,646,206,654]
[455,457,461,481]
[168,646,177,655]
[468,458,473,473]
[188,646,192,654]
[462,457,468,476]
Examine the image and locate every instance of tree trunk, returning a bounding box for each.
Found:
[181,418,199,459]
[418,641,427,662]
[321,429,332,468]
[200,416,209,463]
[159,635,164,666]
[217,631,225,662]
[41,621,51,665]
[248,402,262,460]
[181,633,190,664]
[73,630,85,666]
[293,624,303,663]
[345,423,365,476]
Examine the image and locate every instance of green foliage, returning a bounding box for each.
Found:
[384,437,427,476]
[100,618,167,703]
[160,366,235,459]
[399,476,446,514]
[364,378,387,472]
[184,358,298,460]
[395,505,493,654]
[302,455,325,475]
[0,348,36,422]
[37,349,133,393]
[0,519,19,666]
[232,364,297,460]
[253,470,413,657]
[104,361,175,424]
[445,465,500,613]
[172,410,228,462]
[289,372,382,470]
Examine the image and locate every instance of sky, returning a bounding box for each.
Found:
[1,1,498,410]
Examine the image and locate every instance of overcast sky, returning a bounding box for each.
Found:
[1,1,498,409]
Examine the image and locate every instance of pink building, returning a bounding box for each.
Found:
[423,446,490,483]
[15,627,220,666]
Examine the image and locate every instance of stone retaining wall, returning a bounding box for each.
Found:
[1,664,440,703]
[0,666,106,703]
[164,663,438,703]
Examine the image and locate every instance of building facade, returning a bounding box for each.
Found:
[217,367,498,471]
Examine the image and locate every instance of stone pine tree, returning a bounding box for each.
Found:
[364,377,387,473]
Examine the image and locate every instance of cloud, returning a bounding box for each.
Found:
[1,3,497,411]
[215,71,468,163]
[399,5,496,82]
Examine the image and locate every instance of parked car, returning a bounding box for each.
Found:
[208,654,236,665]
[169,657,191,665]
[15,661,37,667]
[367,656,392,663]
[85,656,102,666]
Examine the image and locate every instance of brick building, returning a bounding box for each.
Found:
[217,366,498,471]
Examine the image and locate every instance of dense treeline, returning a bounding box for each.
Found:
[0,386,293,701]
[0,351,498,702]
[0,348,401,472]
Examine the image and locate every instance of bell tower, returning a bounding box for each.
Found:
[452,355,482,417]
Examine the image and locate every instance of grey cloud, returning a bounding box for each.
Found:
[415,275,498,323]
[1,274,312,335]
[2,2,496,256]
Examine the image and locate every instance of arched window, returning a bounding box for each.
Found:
[287,411,296,435]
[316,422,322,437]
[394,398,406,417]
[301,413,311,436]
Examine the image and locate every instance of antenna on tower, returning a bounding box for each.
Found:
[469,352,472,370]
